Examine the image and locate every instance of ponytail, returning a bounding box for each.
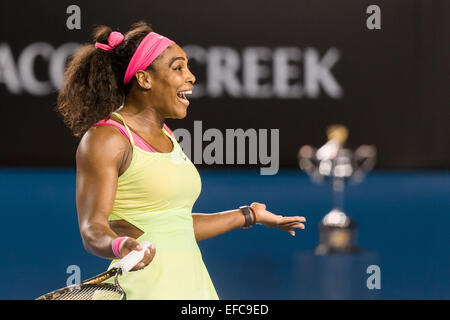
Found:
[56,22,153,137]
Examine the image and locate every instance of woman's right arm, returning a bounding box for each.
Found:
[75,126,155,267]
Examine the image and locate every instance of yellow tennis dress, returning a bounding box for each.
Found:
[103,112,218,300]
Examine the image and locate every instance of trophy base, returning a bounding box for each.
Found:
[315,243,362,256]
[315,209,361,256]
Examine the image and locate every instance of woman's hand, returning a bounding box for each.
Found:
[250,202,306,236]
[119,237,157,271]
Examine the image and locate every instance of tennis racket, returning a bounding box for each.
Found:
[36,241,152,300]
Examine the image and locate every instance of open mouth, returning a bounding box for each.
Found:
[176,90,192,106]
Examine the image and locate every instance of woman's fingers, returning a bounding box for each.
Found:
[140,243,156,268]
[283,224,305,236]
[132,243,157,271]
[271,215,306,226]
[275,215,306,235]
[119,239,156,271]
[281,222,305,229]
[279,219,306,226]
[279,216,306,223]
[254,205,307,236]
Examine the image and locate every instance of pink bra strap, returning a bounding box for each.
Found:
[93,119,157,152]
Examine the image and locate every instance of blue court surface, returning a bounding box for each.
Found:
[1,168,449,299]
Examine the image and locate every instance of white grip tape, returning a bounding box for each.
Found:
[115,241,152,274]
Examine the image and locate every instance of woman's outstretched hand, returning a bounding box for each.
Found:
[250,202,306,236]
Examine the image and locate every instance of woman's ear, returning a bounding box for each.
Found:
[135,70,152,89]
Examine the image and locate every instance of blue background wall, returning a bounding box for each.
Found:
[1,169,449,300]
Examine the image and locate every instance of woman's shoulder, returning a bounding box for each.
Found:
[76,122,130,166]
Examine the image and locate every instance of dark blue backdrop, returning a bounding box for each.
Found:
[1,168,449,299]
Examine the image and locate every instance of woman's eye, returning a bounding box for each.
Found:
[173,66,182,71]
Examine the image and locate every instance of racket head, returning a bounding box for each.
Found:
[36,241,152,300]
[36,269,125,300]
[36,282,125,300]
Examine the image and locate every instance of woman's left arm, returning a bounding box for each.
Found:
[192,202,306,241]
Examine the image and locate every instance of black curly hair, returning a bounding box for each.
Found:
[57,21,157,137]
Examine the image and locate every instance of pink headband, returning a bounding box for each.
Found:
[123,32,175,85]
[94,31,124,51]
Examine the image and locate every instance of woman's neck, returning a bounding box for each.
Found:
[120,96,165,136]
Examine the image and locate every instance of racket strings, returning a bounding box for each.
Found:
[46,284,123,300]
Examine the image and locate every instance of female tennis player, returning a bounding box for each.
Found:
[56,21,306,299]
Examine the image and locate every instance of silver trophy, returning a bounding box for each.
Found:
[298,125,376,255]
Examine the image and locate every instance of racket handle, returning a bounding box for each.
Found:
[115,241,152,274]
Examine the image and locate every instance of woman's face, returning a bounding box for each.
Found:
[147,44,196,119]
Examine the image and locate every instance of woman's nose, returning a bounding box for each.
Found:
[186,69,196,84]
